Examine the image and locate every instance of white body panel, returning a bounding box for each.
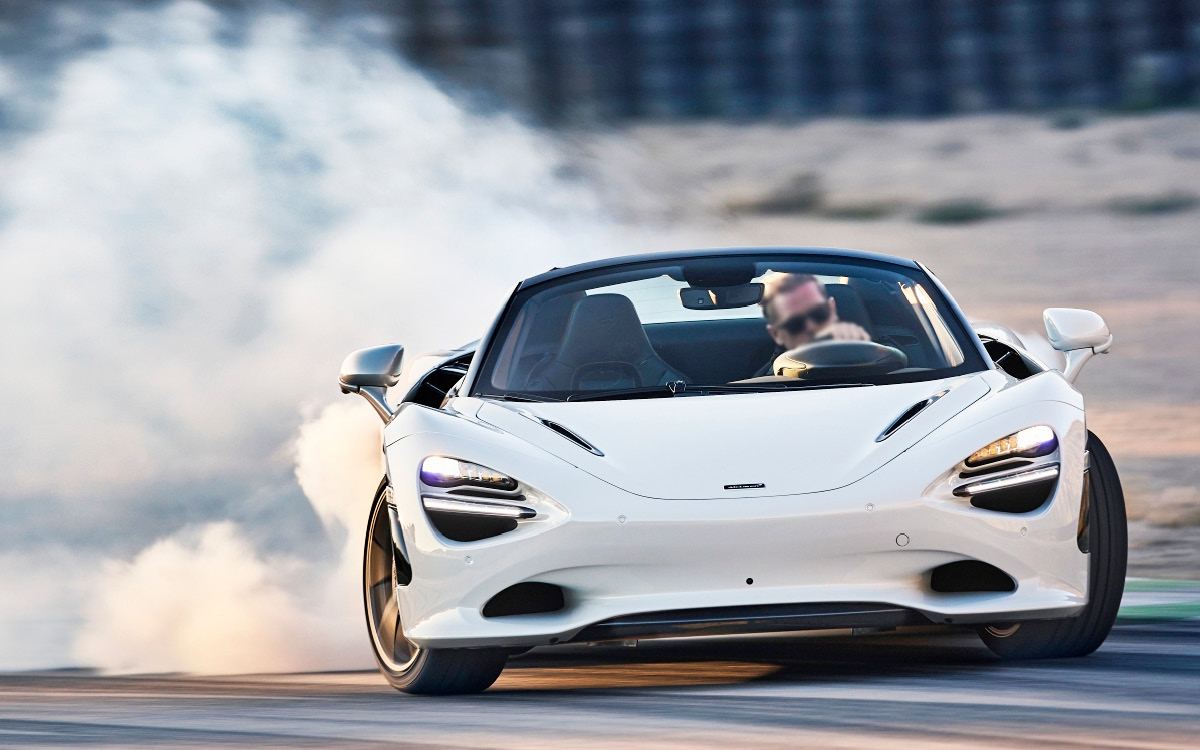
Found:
[381,367,1090,649]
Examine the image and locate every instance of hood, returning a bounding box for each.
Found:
[474,374,993,499]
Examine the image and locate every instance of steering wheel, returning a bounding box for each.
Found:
[772,339,908,380]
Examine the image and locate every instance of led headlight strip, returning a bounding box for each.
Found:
[954,464,1060,497]
[965,425,1058,467]
[421,493,536,519]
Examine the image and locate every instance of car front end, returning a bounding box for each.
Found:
[382,367,1089,650]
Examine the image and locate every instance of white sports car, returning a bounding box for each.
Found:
[339,247,1126,695]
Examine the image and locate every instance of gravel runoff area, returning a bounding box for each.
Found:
[564,113,1200,577]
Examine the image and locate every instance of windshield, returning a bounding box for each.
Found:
[471,254,987,401]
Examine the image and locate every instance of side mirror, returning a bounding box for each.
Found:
[1043,308,1111,352]
[1043,309,1111,383]
[339,344,404,421]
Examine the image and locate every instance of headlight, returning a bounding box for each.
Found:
[965,426,1057,467]
[419,456,518,491]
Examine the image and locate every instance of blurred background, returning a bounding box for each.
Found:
[1,0,1198,683]
[388,0,1200,119]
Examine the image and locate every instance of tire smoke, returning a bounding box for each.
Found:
[0,1,631,672]
[74,402,381,673]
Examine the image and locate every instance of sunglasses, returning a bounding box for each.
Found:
[778,302,832,335]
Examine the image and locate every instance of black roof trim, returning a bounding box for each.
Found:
[517,246,921,290]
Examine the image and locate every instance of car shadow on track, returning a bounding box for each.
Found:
[490,626,1001,692]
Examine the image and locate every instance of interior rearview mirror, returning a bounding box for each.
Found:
[339,344,404,421]
[680,283,764,310]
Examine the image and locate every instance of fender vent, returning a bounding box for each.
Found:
[541,419,604,456]
[982,339,1038,380]
[482,582,565,618]
[410,352,473,408]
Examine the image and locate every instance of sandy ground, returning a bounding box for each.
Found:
[568,114,1200,577]
[4,620,1198,749]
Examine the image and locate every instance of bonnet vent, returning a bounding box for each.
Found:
[876,389,949,442]
[540,419,604,456]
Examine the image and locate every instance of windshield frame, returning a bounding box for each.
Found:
[463,250,991,400]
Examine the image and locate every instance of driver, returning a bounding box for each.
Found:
[753,272,871,377]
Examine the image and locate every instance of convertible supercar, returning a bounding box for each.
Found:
[339,247,1125,695]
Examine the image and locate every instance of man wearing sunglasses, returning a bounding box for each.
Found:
[752,272,871,377]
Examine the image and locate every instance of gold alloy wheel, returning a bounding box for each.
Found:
[365,494,420,673]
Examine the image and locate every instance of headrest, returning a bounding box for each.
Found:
[556,294,655,367]
[525,292,582,348]
[824,283,875,337]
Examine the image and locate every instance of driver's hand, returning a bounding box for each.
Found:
[815,322,872,342]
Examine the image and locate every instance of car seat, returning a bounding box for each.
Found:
[524,294,690,391]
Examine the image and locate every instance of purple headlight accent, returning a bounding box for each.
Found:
[419,456,517,490]
[1035,432,1059,455]
[419,459,457,487]
[1016,426,1058,458]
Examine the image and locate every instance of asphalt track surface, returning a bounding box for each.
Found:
[2,620,1198,749]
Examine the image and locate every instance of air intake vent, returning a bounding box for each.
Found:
[426,511,517,542]
[876,389,948,442]
[482,582,565,618]
[958,458,1033,479]
[954,464,1059,514]
[541,419,603,456]
[930,561,1016,593]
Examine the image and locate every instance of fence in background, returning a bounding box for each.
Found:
[388,0,1200,120]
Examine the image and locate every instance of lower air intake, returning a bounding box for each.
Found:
[426,510,517,542]
[482,582,565,618]
[968,478,1056,513]
[930,560,1016,593]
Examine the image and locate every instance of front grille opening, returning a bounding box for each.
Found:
[968,475,1057,513]
[482,582,565,618]
[426,511,517,542]
[930,560,1016,593]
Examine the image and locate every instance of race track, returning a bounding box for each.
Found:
[2,618,1198,749]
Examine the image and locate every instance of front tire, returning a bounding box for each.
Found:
[977,431,1127,659]
[364,479,507,694]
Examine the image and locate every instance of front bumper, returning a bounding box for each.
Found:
[386,400,1090,649]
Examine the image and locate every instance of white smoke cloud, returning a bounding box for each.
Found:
[73,521,335,674]
[73,401,380,674]
[0,1,611,504]
[294,400,385,538]
[0,1,644,672]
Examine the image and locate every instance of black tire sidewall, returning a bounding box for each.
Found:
[362,478,507,694]
[978,430,1127,658]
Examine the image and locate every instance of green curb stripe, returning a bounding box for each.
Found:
[1122,578,1200,593]
[1117,579,1200,619]
[1118,602,1200,620]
